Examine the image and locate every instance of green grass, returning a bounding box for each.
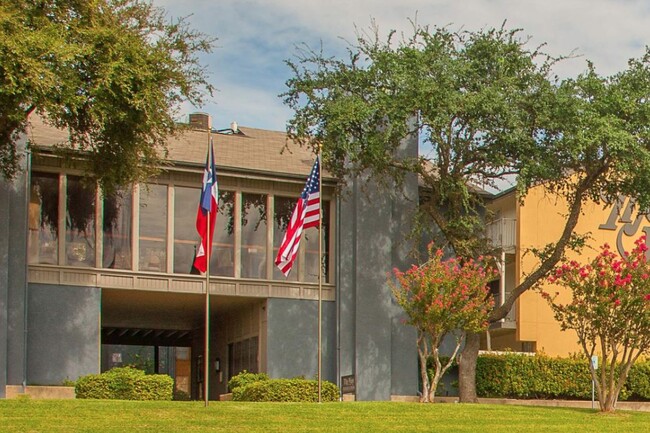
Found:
[1,400,650,432]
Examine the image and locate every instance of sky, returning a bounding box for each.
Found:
[154,0,650,132]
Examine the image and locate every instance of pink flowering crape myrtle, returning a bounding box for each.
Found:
[539,235,650,412]
[390,245,496,403]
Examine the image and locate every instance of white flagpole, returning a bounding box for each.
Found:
[317,151,323,403]
[204,131,212,407]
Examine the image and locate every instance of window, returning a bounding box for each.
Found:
[273,196,298,281]
[28,173,59,265]
[210,191,235,277]
[240,193,267,279]
[66,176,96,267]
[139,184,168,272]
[173,186,200,274]
[27,170,334,285]
[227,336,259,387]
[103,189,133,269]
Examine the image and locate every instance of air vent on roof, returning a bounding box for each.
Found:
[216,122,245,135]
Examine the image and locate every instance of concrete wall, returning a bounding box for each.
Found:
[0,151,29,398]
[27,284,101,385]
[337,132,419,400]
[265,298,336,383]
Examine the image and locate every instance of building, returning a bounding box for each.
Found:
[3,111,626,401]
[483,185,642,356]
[0,113,419,400]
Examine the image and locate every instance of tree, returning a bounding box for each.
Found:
[283,22,650,401]
[0,0,214,192]
[390,246,495,402]
[540,236,650,412]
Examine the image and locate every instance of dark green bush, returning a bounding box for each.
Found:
[173,389,191,401]
[474,354,650,401]
[234,378,339,402]
[476,353,593,400]
[228,370,269,392]
[75,367,173,400]
[626,361,650,401]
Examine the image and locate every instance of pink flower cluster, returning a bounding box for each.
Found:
[545,235,650,307]
[391,247,496,333]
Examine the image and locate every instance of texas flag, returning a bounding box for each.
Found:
[193,139,218,273]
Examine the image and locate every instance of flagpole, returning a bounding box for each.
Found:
[204,131,212,407]
[317,150,323,404]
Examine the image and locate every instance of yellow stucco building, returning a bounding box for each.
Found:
[486,186,644,356]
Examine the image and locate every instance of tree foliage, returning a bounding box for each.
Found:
[284,21,650,401]
[390,246,495,402]
[284,23,559,258]
[540,236,650,412]
[0,0,214,192]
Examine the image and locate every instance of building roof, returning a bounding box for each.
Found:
[25,114,328,181]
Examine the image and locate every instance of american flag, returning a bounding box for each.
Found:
[275,156,320,276]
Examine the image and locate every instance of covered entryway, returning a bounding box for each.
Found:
[100,289,265,400]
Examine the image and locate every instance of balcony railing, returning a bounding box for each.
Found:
[492,292,517,324]
[486,218,516,252]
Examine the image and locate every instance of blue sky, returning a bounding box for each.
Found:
[154,0,650,132]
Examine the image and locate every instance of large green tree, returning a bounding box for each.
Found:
[283,23,650,401]
[0,0,214,191]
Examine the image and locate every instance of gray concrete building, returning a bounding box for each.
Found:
[0,113,418,400]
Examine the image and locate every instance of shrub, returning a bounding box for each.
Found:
[173,389,191,401]
[234,377,339,402]
[473,353,650,401]
[627,361,650,401]
[61,378,76,387]
[476,353,593,400]
[228,370,269,392]
[75,367,173,400]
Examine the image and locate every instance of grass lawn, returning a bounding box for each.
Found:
[1,399,650,433]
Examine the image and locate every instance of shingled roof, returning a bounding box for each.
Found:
[25,114,328,180]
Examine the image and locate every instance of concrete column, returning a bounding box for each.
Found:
[337,128,419,401]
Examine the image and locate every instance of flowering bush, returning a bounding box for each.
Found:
[390,245,495,402]
[540,235,650,412]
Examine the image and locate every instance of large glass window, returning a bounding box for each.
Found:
[27,171,334,285]
[273,196,299,281]
[103,189,133,269]
[139,184,168,272]
[227,336,259,386]
[174,186,201,274]
[210,191,235,277]
[28,173,59,265]
[303,200,329,283]
[66,176,96,267]
[240,193,267,279]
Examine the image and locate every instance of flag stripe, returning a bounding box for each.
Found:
[275,156,320,277]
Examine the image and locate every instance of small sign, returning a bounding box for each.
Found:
[591,355,598,370]
[111,353,122,363]
[341,375,356,394]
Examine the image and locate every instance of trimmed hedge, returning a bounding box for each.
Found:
[228,370,269,396]
[236,378,339,402]
[75,367,173,400]
[228,371,339,402]
[627,362,650,401]
[475,353,650,401]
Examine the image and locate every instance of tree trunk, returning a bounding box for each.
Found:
[417,339,431,403]
[458,331,480,403]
